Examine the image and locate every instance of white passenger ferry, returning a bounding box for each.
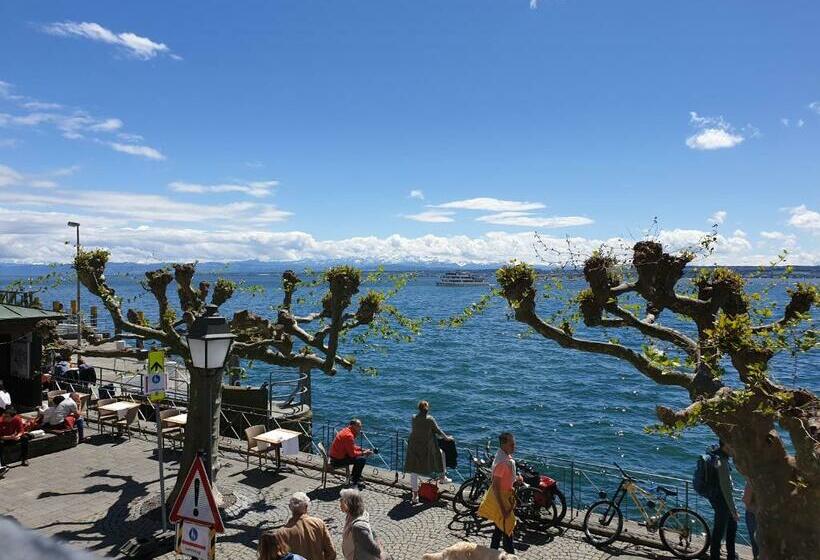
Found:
[436,271,488,286]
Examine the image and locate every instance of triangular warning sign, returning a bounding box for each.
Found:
[169,455,224,533]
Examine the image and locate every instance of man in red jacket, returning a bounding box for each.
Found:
[329,418,374,489]
[0,406,30,473]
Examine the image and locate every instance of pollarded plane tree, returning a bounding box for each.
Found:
[72,249,417,503]
[496,241,818,560]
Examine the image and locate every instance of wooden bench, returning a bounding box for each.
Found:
[0,429,78,464]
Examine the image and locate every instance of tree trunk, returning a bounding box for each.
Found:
[168,365,223,506]
[718,415,820,560]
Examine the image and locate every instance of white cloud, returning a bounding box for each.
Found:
[1,216,814,265]
[403,210,455,223]
[788,205,820,232]
[708,210,727,224]
[809,101,820,115]
[22,101,63,111]
[0,163,60,189]
[686,129,744,150]
[476,211,593,228]
[434,197,545,212]
[0,187,289,224]
[169,180,278,198]
[409,189,425,200]
[0,164,24,187]
[760,231,797,248]
[1,81,160,159]
[686,112,746,150]
[781,117,806,128]
[90,118,123,132]
[109,142,166,160]
[41,21,175,60]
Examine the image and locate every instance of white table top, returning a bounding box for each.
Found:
[98,401,141,412]
[254,428,300,446]
[163,413,187,426]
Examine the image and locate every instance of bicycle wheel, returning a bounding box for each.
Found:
[453,476,487,515]
[659,508,711,559]
[517,486,559,528]
[583,500,623,547]
[553,487,567,522]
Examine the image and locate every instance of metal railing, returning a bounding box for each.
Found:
[49,363,752,547]
[0,290,38,307]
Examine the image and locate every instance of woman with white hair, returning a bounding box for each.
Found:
[339,488,384,560]
[278,492,336,560]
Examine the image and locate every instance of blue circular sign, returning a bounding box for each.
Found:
[188,526,198,541]
[151,374,161,384]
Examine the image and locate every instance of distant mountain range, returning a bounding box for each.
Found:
[1,260,818,280]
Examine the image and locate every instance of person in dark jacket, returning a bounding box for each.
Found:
[77,357,97,388]
[404,400,453,503]
[709,440,738,560]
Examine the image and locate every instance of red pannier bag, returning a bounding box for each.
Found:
[534,475,556,506]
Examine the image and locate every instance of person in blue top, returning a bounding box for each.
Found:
[258,529,307,560]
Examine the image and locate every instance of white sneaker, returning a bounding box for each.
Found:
[438,475,453,484]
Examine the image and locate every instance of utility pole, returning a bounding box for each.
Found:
[68,222,81,357]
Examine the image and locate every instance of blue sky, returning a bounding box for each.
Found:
[1,1,818,264]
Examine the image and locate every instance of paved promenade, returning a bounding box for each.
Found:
[2,433,694,559]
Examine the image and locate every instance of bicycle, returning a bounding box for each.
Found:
[452,448,492,515]
[453,449,562,531]
[517,461,567,528]
[583,463,710,558]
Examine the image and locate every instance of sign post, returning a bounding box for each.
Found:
[147,350,168,531]
[170,455,224,558]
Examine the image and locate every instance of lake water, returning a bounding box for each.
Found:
[4,266,818,480]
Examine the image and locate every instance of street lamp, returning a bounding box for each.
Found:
[67,221,81,355]
[186,305,236,369]
[184,304,236,480]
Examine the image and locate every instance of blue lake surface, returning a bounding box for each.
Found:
[4,266,817,480]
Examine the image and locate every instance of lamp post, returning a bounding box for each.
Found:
[67,221,81,356]
[184,304,235,481]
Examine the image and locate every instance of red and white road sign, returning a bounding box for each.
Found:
[169,455,224,533]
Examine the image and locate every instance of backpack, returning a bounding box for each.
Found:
[693,452,720,499]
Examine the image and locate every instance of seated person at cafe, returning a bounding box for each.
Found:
[77,358,97,388]
[0,406,30,469]
[53,356,71,379]
[40,394,87,442]
[329,418,374,489]
[0,381,11,411]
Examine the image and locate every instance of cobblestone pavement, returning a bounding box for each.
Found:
[2,433,697,560]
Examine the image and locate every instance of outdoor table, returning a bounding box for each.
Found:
[97,400,141,432]
[163,413,187,427]
[253,428,301,470]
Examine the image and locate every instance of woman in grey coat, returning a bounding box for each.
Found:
[404,400,453,503]
[340,488,383,560]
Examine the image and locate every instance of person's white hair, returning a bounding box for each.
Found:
[339,488,365,518]
[289,491,311,514]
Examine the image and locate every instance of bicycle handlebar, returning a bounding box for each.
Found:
[613,462,634,481]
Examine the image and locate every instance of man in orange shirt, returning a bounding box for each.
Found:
[329,418,374,489]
